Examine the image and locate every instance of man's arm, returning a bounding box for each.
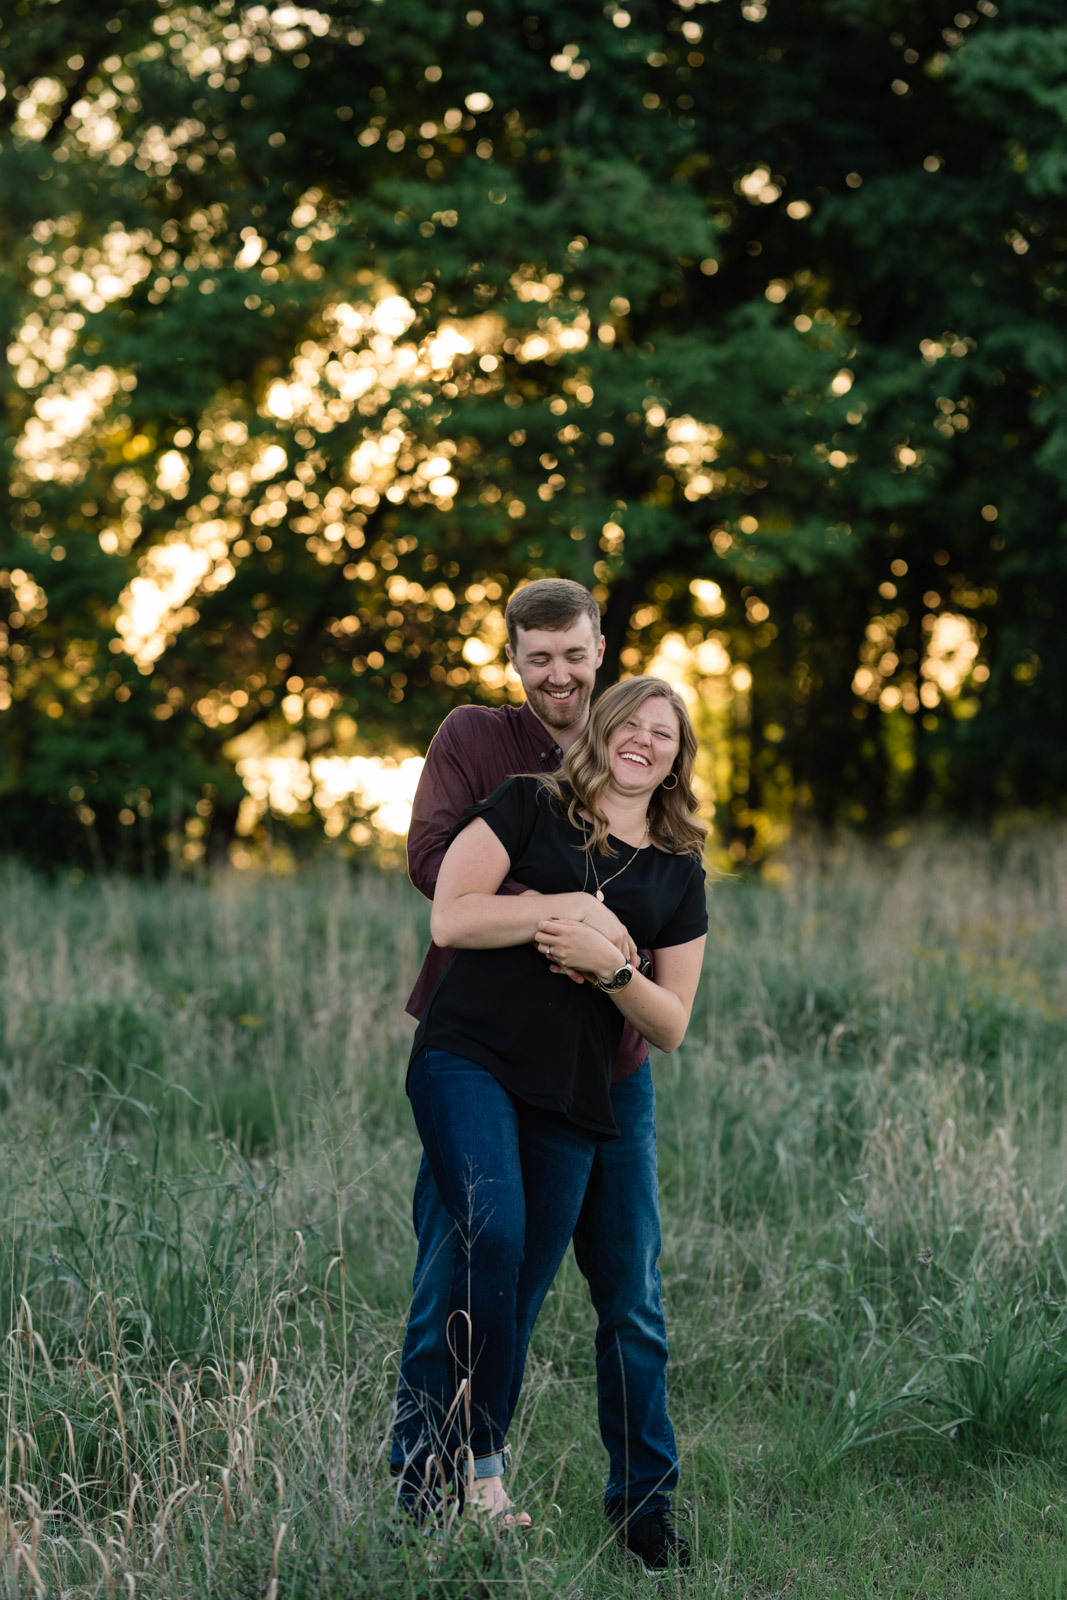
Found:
[407,710,533,903]
[406,714,476,901]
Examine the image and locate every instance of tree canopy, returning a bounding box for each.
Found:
[2,0,1065,867]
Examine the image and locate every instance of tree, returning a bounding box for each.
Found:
[1,0,1064,868]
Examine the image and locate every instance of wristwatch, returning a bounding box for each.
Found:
[597,961,634,992]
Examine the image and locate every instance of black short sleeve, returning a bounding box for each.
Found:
[453,777,541,866]
[651,853,708,950]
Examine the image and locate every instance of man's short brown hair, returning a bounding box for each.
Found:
[504,578,602,652]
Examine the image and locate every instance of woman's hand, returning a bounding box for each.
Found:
[535,916,623,985]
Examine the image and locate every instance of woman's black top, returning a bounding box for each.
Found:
[410,776,708,1138]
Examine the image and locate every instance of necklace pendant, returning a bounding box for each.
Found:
[595,889,605,902]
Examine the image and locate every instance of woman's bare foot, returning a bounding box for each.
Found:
[468,1474,533,1531]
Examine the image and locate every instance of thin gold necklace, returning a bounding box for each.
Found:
[582,827,647,902]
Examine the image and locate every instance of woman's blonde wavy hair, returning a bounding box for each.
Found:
[539,676,707,860]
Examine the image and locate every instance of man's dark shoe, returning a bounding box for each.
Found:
[619,1509,691,1575]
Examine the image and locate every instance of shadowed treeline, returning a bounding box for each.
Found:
[2,0,1066,870]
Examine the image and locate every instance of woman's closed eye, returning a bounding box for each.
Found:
[625,720,676,741]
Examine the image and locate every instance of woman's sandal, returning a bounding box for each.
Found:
[467,1489,533,1534]
[490,1505,533,1533]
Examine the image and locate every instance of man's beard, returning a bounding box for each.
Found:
[529,682,591,732]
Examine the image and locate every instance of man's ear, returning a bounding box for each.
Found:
[505,643,516,666]
[594,635,606,667]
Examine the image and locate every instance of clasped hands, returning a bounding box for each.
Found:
[534,895,637,987]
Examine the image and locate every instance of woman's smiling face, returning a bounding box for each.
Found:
[606,698,681,796]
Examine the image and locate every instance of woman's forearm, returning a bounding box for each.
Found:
[608,973,690,1053]
[432,889,597,950]
[610,936,705,1052]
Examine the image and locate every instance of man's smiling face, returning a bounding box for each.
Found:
[507,615,605,747]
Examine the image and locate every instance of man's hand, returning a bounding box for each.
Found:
[571,895,639,966]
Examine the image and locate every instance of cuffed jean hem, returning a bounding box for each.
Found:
[473,1451,507,1478]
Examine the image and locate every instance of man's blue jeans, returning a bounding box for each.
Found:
[402,1047,597,1484]
[392,1058,678,1525]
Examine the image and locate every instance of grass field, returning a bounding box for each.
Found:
[3,831,1067,1598]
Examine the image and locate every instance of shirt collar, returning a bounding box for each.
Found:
[518,699,564,765]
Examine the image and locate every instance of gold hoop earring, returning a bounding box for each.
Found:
[661,772,679,791]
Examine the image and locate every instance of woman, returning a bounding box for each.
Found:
[406,677,708,1526]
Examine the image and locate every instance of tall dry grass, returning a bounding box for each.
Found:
[2,831,1066,1596]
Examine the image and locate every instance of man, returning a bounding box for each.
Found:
[391,578,691,1574]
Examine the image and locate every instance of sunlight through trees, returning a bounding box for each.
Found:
[1,0,1065,867]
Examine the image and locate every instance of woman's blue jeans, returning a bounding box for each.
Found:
[405,1047,597,1479]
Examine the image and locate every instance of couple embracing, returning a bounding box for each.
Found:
[391,578,708,1574]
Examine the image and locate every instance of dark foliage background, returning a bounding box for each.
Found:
[1,0,1064,866]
